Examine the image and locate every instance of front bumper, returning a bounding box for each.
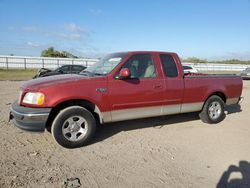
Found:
[10,101,51,132]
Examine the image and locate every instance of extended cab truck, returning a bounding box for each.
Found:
[10,51,243,148]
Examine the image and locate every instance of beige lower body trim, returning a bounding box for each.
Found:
[226,97,239,105]
[102,111,112,123]
[102,102,204,123]
[181,102,203,113]
[110,105,162,122]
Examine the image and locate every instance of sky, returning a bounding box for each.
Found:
[0,0,250,60]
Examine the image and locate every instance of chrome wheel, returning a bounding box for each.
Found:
[62,116,88,142]
[208,101,222,120]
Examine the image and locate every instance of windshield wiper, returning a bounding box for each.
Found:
[93,72,105,76]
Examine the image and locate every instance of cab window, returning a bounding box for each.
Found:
[160,54,178,77]
[122,54,156,78]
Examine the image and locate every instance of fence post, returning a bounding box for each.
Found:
[6,57,8,69]
[42,59,44,68]
[57,59,59,67]
[86,60,88,67]
[24,58,27,69]
[72,59,74,65]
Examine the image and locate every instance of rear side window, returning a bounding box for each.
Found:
[72,65,84,72]
[160,54,178,77]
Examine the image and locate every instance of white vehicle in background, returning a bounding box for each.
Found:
[240,68,250,80]
[182,65,198,74]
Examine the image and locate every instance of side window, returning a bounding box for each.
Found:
[160,54,178,77]
[122,54,156,78]
[58,65,70,73]
[72,65,84,72]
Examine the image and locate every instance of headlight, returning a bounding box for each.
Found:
[22,92,45,105]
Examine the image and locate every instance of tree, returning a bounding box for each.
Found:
[61,51,78,58]
[41,47,78,58]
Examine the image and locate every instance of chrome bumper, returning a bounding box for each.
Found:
[238,97,244,104]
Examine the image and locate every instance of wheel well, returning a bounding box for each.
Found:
[205,92,226,105]
[209,92,226,103]
[46,99,101,130]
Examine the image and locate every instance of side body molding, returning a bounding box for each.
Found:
[101,102,205,123]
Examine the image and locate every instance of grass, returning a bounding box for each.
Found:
[0,69,38,81]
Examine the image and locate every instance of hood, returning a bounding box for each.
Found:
[21,74,90,91]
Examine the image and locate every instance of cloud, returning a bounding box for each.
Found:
[52,32,82,40]
[64,23,87,33]
[16,23,89,41]
[61,23,90,40]
[89,9,103,15]
[7,23,96,56]
[70,33,81,39]
[27,42,41,47]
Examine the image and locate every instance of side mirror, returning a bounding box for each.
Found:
[117,68,131,79]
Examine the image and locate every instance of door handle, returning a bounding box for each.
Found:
[153,84,163,89]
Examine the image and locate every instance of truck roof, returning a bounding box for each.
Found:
[126,51,177,55]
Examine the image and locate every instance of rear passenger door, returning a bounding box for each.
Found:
[159,54,184,115]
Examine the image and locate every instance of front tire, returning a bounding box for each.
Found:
[199,95,225,124]
[51,106,96,148]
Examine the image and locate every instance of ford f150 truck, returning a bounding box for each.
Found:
[10,51,243,148]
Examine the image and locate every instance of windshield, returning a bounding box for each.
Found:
[80,52,127,76]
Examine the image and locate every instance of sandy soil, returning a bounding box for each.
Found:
[0,81,249,188]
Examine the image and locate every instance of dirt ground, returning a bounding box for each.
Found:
[0,81,249,188]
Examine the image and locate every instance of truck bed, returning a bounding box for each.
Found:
[183,73,242,106]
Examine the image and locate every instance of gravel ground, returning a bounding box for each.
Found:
[0,81,249,188]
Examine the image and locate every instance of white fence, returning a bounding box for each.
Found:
[182,62,250,72]
[0,55,250,71]
[0,55,99,69]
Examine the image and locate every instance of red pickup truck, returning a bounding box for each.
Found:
[10,51,243,148]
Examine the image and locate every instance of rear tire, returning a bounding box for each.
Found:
[51,106,96,148]
[199,95,225,124]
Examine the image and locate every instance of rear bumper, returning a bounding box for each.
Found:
[226,97,244,105]
[238,97,244,104]
[10,101,51,132]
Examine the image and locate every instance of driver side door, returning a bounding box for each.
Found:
[108,53,165,122]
